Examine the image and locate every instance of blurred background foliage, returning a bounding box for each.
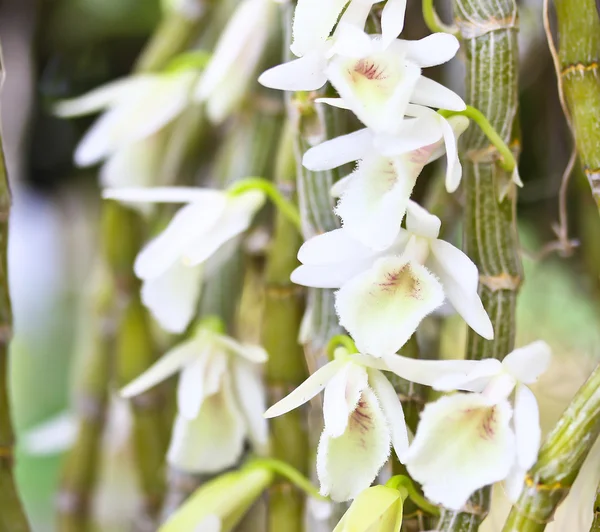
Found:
[2,0,600,530]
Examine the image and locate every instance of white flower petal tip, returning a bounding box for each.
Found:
[380,0,407,47]
[317,386,392,501]
[503,341,552,384]
[405,394,516,510]
[411,77,466,112]
[258,53,328,91]
[335,256,445,357]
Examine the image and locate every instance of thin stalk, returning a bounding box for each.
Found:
[262,123,308,532]
[502,364,600,531]
[57,267,113,532]
[437,0,522,529]
[0,52,30,531]
[553,0,600,211]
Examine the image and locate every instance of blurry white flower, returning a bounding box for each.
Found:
[122,326,268,473]
[55,72,197,167]
[330,115,469,250]
[104,187,265,332]
[401,341,551,509]
[291,202,491,356]
[265,348,408,501]
[195,0,275,123]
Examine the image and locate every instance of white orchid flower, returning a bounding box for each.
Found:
[55,71,197,167]
[400,341,552,510]
[121,326,269,473]
[265,348,409,501]
[103,187,265,332]
[195,0,275,123]
[291,0,407,57]
[260,26,465,125]
[304,103,466,194]
[292,202,492,356]
[330,115,469,250]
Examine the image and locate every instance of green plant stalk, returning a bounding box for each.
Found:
[554,0,600,210]
[437,0,522,529]
[103,203,168,523]
[502,364,600,531]
[0,78,30,531]
[262,122,308,532]
[57,268,113,532]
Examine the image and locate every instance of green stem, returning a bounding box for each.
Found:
[57,267,113,532]
[440,106,518,173]
[0,53,30,531]
[422,0,459,35]
[249,458,324,501]
[437,0,522,529]
[502,364,600,531]
[326,335,358,360]
[228,177,303,233]
[554,0,600,211]
[386,476,440,517]
[261,122,308,532]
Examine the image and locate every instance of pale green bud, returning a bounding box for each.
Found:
[333,485,405,532]
[160,464,274,532]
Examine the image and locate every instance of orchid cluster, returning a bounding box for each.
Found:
[45,0,571,529]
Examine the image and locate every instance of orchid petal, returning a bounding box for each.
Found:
[502,341,552,384]
[183,191,265,266]
[120,338,199,398]
[323,362,369,438]
[335,256,445,356]
[369,368,409,459]
[405,394,515,510]
[439,115,463,192]
[140,261,204,333]
[396,33,460,68]
[291,260,374,289]
[373,117,443,156]
[231,358,269,454]
[410,76,466,111]
[405,200,441,239]
[167,375,246,473]
[382,353,500,388]
[425,115,470,164]
[214,334,268,363]
[303,128,373,171]
[315,97,352,110]
[505,464,527,503]
[380,0,407,47]
[330,22,374,58]
[264,360,345,418]
[298,228,376,265]
[513,384,541,470]
[330,173,355,197]
[317,386,391,501]
[427,240,494,340]
[54,76,155,117]
[259,52,328,91]
[335,154,418,250]
[291,0,349,57]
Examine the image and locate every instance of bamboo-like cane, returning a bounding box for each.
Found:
[502,364,600,531]
[57,267,113,532]
[553,0,600,210]
[262,122,308,532]
[436,0,523,529]
[0,43,30,532]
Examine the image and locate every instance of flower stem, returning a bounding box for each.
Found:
[326,335,358,360]
[249,458,324,501]
[422,0,459,35]
[437,0,522,528]
[57,266,113,532]
[261,122,309,532]
[502,364,600,531]
[0,72,30,532]
[553,0,600,211]
[386,476,440,517]
[228,177,303,233]
[440,106,518,173]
